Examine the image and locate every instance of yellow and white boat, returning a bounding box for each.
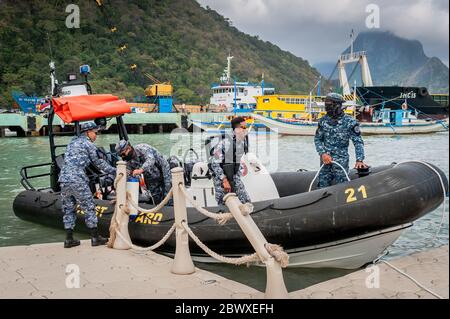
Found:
[254,94,357,120]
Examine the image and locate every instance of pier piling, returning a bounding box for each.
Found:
[171,167,196,275]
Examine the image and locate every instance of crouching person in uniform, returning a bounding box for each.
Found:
[115,140,172,205]
[210,117,251,205]
[59,122,116,248]
[314,93,368,188]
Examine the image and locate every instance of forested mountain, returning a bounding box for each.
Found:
[0,0,323,108]
[315,31,449,93]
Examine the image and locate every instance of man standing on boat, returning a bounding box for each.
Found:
[314,93,368,188]
[210,117,251,205]
[59,122,115,248]
[115,140,172,205]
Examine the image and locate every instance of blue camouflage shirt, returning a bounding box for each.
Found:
[314,114,365,162]
[59,135,116,184]
[126,144,172,196]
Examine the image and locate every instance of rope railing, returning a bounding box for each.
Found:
[265,243,289,268]
[113,172,124,189]
[126,188,173,214]
[108,163,289,298]
[181,221,260,265]
[108,171,176,251]
[114,223,176,252]
[179,187,289,269]
[178,184,234,225]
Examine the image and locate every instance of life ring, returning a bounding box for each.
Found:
[402,102,408,111]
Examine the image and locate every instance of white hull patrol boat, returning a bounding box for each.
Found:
[209,55,275,112]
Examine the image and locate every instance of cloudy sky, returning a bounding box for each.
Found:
[197,0,449,66]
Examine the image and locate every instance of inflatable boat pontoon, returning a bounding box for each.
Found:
[12,81,448,269]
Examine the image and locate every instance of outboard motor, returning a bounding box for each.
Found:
[240,153,280,202]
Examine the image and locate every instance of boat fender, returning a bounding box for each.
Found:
[127,177,140,216]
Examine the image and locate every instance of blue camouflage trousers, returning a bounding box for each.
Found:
[213,173,251,205]
[61,182,97,230]
[318,157,350,188]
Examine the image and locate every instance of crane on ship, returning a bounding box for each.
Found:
[327,30,373,98]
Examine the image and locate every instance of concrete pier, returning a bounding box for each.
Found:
[291,245,449,299]
[0,243,447,299]
[0,112,247,137]
[0,241,261,299]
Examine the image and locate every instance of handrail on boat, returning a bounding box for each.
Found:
[20,163,52,190]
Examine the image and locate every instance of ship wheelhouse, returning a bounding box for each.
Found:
[210,82,275,112]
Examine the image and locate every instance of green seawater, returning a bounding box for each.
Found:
[0,132,448,291]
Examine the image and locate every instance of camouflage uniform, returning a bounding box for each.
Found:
[210,134,251,205]
[314,114,365,188]
[59,135,116,230]
[126,144,172,204]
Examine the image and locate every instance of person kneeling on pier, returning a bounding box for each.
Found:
[59,122,116,248]
[210,117,251,205]
[115,140,172,205]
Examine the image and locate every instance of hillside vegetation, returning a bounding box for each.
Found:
[0,0,323,108]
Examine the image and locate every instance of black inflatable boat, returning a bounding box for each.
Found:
[14,160,447,269]
[12,80,448,269]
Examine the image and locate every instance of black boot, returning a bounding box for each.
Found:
[64,229,80,248]
[90,227,108,246]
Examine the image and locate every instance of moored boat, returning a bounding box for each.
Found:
[12,62,449,269]
[14,161,448,269]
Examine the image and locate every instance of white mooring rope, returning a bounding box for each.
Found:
[376,160,448,299]
[380,260,444,299]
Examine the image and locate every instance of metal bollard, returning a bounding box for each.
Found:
[224,193,289,299]
[112,161,133,250]
[171,167,195,275]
